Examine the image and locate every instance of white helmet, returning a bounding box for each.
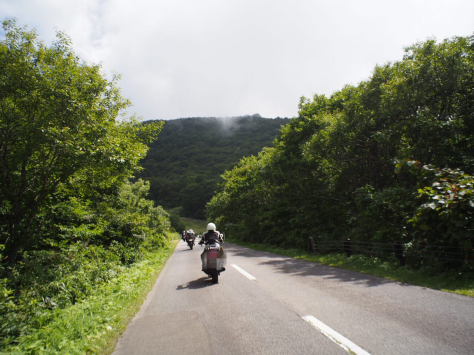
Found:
[206,223,216,231]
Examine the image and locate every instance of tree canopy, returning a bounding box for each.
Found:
[138,115,289,218]
[0,19,163,263]
[207,35,474,263]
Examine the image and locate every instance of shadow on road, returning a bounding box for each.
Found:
[224,243,407,288]
[178,244,200,251]
[176,277,217,290]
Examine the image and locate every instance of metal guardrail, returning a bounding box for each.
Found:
[308,238,473,268]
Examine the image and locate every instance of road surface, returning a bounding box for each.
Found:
[114,240,474,354]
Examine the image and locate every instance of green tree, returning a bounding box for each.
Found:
[208,34,474,258]
[0,20,163,263]
[410,165,474,247]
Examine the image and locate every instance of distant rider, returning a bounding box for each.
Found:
[186,229,195,244]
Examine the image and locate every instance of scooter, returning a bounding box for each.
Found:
[200,239,226,283]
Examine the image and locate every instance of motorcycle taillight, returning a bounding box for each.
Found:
[207,250,218,258]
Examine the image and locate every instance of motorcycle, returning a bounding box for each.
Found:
[200,237,226,283]
[186,234,195,250]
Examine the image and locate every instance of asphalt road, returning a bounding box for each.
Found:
[113,239,474,355]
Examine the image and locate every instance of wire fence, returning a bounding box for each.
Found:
[307,237,474,269]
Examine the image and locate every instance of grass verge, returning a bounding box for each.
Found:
[2,238,179,355]
[226,239,474,298]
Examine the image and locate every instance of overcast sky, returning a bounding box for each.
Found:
[1,0,473,121]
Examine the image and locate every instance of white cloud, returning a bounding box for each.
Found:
[1,0,473,120]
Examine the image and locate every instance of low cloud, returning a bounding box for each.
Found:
[2,0,473,120]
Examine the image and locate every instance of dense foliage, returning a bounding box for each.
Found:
[138,115,289,219]
[0,20,169,349]
[208,35,474,269]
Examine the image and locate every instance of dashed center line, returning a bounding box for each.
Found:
[303,315,371,355]
[231,264,256,280]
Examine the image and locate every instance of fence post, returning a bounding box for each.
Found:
[344,238,351,257]
[394,242,405,266]
[308,237,316,254]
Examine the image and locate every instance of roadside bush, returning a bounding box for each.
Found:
[168,212,186,233]
[0,244,125,346]
[1,240,176,354]
[411,165,474,246]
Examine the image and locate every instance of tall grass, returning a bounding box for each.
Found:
[1,239,178,355]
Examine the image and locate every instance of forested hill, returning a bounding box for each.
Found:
[138,114,290,218]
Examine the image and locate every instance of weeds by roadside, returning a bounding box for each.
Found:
[1,239,178,355]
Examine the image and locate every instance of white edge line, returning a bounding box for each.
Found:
[231,264,257,281]
[302,315,371,355]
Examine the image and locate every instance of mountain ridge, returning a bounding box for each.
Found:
[139,114,290,218]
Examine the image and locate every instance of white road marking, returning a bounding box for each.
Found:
[302,315,371,355]
[231,264,257,281]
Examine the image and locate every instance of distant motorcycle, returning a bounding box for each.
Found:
[200,236,226,283]
[186,233,195,250]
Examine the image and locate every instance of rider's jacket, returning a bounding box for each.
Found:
[202,230,221,245]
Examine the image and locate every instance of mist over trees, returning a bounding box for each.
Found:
[207,35,474,265]
[138,115,289,219]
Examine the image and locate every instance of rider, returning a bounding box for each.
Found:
[199,222,225,271]
[186,229,195,244]
[200,223,222,245]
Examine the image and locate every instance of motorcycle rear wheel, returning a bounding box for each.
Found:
[211,270,218,284]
